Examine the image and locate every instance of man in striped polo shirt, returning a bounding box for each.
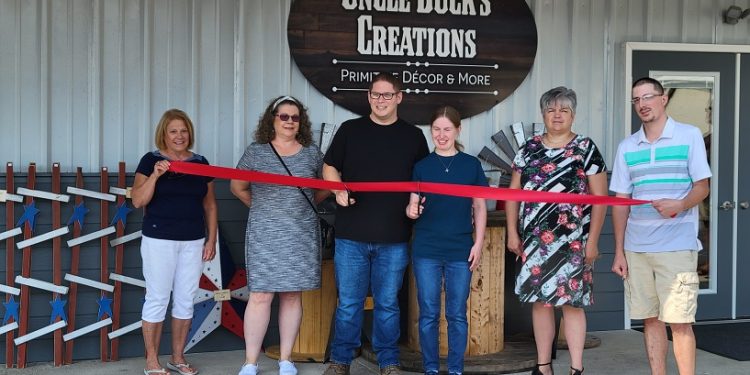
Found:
[610,77,711,375]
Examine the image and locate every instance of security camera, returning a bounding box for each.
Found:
[724,5,750,25]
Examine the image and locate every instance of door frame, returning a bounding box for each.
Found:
[624,42,750,328]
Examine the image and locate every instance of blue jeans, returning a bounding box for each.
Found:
[412,256,473,374]
[330,239,409,368]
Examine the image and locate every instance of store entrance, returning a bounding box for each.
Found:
[630,44,750,320]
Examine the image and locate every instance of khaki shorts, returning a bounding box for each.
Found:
[624,250,699,323]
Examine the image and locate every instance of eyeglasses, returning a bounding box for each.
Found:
[276,113,300,122]
[630,93,662,105]
[369,91,396,100]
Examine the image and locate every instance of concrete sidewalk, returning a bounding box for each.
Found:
[4,330,749,374]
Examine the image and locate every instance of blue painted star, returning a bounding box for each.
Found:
[16,201,40,232]
[49,296,67,324]
[110,202,132,227]
[67,202,89,229]
[3,296,19,325]
[96,294,113,320]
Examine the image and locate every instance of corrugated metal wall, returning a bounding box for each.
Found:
[1,0,749,173]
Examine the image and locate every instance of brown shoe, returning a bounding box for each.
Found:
[380,365,400,375]
[323,363,351,375]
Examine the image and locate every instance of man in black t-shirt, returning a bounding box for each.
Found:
[323,73,429,375]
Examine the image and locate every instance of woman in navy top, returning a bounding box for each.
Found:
[405,106,487,375]
[132,109,218,375]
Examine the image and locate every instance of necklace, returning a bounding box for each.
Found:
[436,151,457,173]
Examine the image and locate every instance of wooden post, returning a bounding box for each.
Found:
[17,162,36,368]
[52,163,64,366]
[5,162,16,368]
[64,168,84,364]
[110,162,126,361]
[468,225,505,355]
[99,167,110,362]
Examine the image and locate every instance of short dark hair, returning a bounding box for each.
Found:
[369,72,402,92]
[632,77,664,95]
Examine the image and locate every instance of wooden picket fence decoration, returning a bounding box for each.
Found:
[4,162,17,367]
[63,168,84,365]
[17,162,37,368]
[1,162,135,368]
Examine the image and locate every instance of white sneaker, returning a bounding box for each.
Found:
[238,363,258,375]
[278,360,298,375]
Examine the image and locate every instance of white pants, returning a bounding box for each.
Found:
[140,235,205,323]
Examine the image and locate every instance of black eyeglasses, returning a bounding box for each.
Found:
[369,91,396,100]
[276,113,300,122]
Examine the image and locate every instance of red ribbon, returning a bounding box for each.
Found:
[170,161,647,206]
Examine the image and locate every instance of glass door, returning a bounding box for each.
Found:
[632,51,735,320]
[650,73,715,291]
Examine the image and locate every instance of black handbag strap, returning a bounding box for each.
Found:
[269,142,319,215]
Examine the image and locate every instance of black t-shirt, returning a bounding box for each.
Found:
[135,151,214,241]
[324,116,429,243]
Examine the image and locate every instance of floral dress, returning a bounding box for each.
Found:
[512,135,606,307]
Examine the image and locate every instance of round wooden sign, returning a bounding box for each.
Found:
[288,0,537,124]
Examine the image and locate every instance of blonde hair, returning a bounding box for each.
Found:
[154,109,195,150]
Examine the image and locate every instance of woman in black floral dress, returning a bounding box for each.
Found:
[506,87,608,375]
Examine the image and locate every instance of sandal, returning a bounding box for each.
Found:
[144,368,169,375]
[531,362,553,375]
[569,367,583,375]
[167,361,199,375]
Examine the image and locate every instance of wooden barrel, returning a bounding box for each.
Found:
[406,226,505,356]
[266,259,336,362]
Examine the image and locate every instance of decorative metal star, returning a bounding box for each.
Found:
[96,294,113,320]
[110,202,133,227]
[184,234,247,352]
[16,201,40,232]
[3,296,20,325]
[67,202,89,229]
[49,296,67,324]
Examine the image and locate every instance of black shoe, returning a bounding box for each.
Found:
[531,362,553,375]
[569,367,583,375]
